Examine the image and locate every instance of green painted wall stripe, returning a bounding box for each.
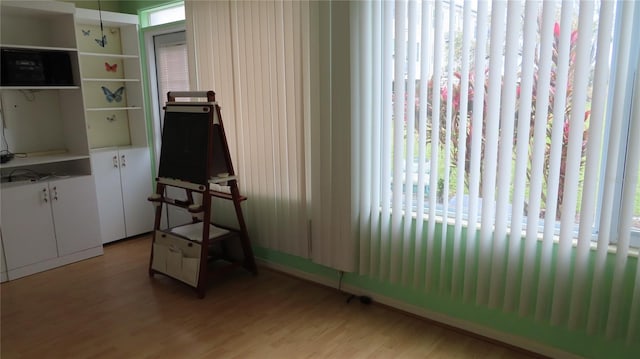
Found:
[253,224,640,359]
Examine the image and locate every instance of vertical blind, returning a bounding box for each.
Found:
[185,0,309,257]
[351,0,639,342]
[154,40,190,126]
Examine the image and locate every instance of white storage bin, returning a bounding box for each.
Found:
[151,231,201,286]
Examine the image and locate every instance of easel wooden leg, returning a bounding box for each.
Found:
[195,192,212,298]
[149,182,166,277]
[230,182,258,275]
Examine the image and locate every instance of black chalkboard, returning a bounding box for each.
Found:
[157,105,229,185]
[158,109,208,184]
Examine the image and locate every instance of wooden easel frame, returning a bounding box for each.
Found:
[148,91,257,298]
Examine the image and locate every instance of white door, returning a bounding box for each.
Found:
[119,147,154,237]
[148,30,191,229]
[152,30,190,165]
[0,182,58,270]
[50,176,102,256]
[92,150,126,243]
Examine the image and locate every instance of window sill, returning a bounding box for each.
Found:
[404,210,640,259]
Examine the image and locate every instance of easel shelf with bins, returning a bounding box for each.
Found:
[148,91,257,298]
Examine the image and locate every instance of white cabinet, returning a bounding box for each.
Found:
[92,148,153,243]
[0,176,103,280]
[0,1,102,280]
[1,182,58,270]
[50,177,103,256]
[76,8,153,243]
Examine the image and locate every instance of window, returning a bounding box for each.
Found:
[140,2,185,28]
[350,0,640,339]
[140,1,188,171]
[366,0,638,247]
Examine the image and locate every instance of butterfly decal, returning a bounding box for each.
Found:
[105,62,117,72]
[95,35,107,48]
[106,114,116,122]
[101,86,125,103]
[81,29,91,36]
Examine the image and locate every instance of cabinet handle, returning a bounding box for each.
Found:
[42,188,49,203]
[121,154,126,167]
[113,155,119,168]
[52,186,58,201]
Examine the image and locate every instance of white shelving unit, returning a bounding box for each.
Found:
[0,0,91,176]
[75,8,147,150]
[0,1,103,281]
[75,8,154,244]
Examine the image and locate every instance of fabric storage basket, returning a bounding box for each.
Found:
[151,230,201,286]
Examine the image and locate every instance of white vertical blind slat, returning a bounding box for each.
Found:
[536,1,574,322]
[357,0,372,275]
[270,0,284,251]
[390,0,407,283]
[571,0,615,330]
[463,0,488,302]
[369,0,383,277]
[621,66,640,343]
[504,0,539,313]
[350,1,362,272]
[452,0,472,298]
[519,0,556,317]
[294,1,308,256]
[439,0,455,294]
[380,0,394,281]
[536,1,573,320]
[402,0,418,286]
[604,0,636,339]
[426,0,442,291]
[489,0,522,310]
[551,1,596,325]
[414,0,431,289]
[609,85,640,336]
[477,0,506,307]
[313,1,329,266]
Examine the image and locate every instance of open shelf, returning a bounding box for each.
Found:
[0,153,90,169]
[82,78,141,82]
[0,44,77,52]
[0,86,80,90]
[79,52,139,59]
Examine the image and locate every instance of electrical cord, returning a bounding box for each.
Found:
[0,93,28,163]
[3,168,44,182]
[338,270,372,305]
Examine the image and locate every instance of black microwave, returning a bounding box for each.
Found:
[1,48,74,86]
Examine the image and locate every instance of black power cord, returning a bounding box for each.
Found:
[338,271,372,305]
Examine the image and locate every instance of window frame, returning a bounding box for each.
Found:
[139,1,185,28]
[601,0,640,247]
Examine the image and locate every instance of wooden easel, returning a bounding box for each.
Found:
[148,91,257,298]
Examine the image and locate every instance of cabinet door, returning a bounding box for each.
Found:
[119,148,153,237]
[92,151,126,243]
[0,183,58,270]
[49,176,102,256]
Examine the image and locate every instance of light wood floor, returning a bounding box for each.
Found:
[1,235,538,358]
